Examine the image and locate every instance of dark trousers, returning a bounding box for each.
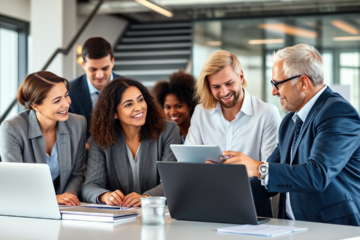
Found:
[255,198,273,218]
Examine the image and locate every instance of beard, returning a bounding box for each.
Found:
[218,90,241,108]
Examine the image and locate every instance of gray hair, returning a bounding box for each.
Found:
[272,44,324,85]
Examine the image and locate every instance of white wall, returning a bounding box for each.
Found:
[75,14,128,78]
[0,0,30,22]
[30,0,70,77]
[1,0,127,80]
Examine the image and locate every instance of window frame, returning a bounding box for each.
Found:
[0,14,29,113]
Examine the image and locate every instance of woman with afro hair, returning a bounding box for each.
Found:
[152,70,198,143]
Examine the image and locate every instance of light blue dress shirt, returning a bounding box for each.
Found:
[86,73,114,108]
[46,141,60,181]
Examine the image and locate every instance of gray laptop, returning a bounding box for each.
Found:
[0,162,61,219]
[157,162,270,225]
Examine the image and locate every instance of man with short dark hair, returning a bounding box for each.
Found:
[69,37,119,145]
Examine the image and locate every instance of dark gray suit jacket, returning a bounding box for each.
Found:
[69,73,120,139]
[82,120,181,203]
[0,110,86,196]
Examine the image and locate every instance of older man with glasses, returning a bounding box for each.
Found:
[221,43,360,226]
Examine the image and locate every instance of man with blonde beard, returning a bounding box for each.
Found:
[185,50,281,217]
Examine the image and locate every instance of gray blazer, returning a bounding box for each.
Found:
[82,120,181,203]
[0,110,86,196]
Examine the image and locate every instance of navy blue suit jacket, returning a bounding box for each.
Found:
[252,87,360,226]
[68,73,119,139]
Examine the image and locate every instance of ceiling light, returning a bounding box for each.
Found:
[332,20,358,35]
[259,23,317,38]
[135,0,173,18]
[333,36,360,41]
[206,41,222,46]
[249,39,284,45]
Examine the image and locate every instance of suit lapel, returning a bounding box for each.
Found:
[57,121,71,193]
[139,138,156,193]
[291,87,333,160]
[78,76,92,118]
[112,132,130,194]
[28,110,46,164]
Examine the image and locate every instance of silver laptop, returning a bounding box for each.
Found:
[170,144,224,163]
[0,162,61,219]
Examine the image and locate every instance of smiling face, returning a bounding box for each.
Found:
[82,54,114,91]
[207,65,243,109]
[163,93,191,127]
[115,86,148,129]
[32,82,71,123]
[271,60,305,112]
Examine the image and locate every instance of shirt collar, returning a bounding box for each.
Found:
[86,73,114,94]
[210,88,253,116]
[240,89,253,116]
[28,110,68,139]
[293,85,327,123]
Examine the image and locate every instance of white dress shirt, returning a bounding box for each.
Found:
[185,89,281,162]
[86,73,114,108]
[262,85,327,220]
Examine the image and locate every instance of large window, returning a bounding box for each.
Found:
[193,13,360,115]
[0,15,28,121]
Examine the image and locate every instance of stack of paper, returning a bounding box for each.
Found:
[60,207,139,223]
[217,224,307,237]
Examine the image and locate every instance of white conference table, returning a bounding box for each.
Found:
[1,214,360,240]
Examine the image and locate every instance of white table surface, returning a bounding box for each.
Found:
[1,214,360,240]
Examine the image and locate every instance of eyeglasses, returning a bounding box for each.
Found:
[270,75,312,90]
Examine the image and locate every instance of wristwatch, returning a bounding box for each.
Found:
[258,162,269,180]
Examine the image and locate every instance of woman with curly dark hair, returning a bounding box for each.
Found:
[82,77,181,207]
[152,70,198,143]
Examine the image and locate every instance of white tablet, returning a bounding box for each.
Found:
[170,144,224,163]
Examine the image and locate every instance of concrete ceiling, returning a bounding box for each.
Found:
[78,0,360,22]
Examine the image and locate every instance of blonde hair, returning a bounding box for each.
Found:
[195,50,247,109]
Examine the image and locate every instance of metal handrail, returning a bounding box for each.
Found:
[0,0,104,124]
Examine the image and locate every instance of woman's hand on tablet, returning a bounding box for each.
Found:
[56,193,80,206]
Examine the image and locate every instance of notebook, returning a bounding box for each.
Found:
[216,224,308,237]
[60,207,139,223]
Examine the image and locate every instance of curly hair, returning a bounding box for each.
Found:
[152,70,198,116]
[90,77,164,148]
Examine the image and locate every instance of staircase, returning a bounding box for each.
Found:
[113,22,192,88]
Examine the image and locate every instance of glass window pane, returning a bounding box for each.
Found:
[340,68,359,111]
[193,13,360,115]
[340,53,360,67]
[322,52,333,86]
[0,27,18,120]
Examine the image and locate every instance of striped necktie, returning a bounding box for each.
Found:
[291,114,303,159]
